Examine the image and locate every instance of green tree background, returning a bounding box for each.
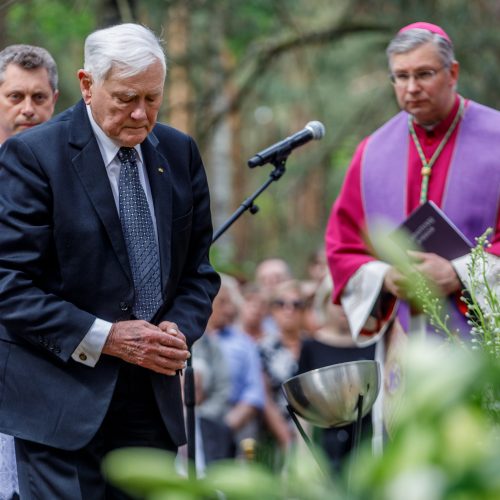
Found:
[2,0,500,279]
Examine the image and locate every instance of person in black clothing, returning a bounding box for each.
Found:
[297,275,375,473]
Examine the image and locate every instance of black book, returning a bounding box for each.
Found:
[397,200,472,260]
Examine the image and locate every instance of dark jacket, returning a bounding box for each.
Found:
[0,99,220,449]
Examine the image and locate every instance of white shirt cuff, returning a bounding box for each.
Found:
[71,318,112,367]
[341,260,393,346]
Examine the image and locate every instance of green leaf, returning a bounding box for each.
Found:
[101,447,209,498]
[205,460,280,499]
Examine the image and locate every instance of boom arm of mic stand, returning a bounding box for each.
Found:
[212,160,287,243]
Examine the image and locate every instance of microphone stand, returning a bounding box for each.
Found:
[183,156,290,477]
[184,354,196,479]
[212,158,288,243]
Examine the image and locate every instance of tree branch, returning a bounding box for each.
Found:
[193,21,390,141]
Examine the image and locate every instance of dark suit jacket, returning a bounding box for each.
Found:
[0,99,220,450]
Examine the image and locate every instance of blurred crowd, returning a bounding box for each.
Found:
[187,250,375,474]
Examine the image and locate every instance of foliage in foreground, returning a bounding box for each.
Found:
[103,339,500,499]
[102,441,339,499]
[351,340,500,500]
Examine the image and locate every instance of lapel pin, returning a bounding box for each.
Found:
[158,167,164,174]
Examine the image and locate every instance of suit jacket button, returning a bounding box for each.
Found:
[119,302,130,311]
[79,353,87,361]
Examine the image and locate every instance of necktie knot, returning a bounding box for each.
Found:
[117,147,137,165]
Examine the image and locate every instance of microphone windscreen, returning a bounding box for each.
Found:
[305,121,326,140]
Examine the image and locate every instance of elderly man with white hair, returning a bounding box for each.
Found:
[0,24,219,498]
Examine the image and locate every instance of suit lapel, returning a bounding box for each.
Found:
[141,134,173,290]
[68,101,132,283]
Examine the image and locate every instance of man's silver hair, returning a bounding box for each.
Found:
[83,23,166,83]
[386,28,455,70]
[0,44,58,91]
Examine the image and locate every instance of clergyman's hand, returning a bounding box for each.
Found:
[102,320,190,375]
[408,250,461,296]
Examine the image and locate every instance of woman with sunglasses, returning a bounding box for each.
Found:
[257,279,307,469]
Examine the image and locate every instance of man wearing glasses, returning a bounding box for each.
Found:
[325,22,500,442]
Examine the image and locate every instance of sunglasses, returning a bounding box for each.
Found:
[272,299,305,310]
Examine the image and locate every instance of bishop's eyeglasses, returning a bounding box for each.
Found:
[389,66,447,86]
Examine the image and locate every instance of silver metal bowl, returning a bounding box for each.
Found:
[282,360,381,428]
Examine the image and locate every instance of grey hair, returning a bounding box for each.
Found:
[386,28,455,70]
[0,44,58,91]
[83,23,166,83]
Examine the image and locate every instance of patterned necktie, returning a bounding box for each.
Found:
[117,147,162,320]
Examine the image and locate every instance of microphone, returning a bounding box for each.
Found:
[247,121,326,168]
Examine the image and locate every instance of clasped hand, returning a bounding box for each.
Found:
[384,250,461,300]
[102,320,190,376]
